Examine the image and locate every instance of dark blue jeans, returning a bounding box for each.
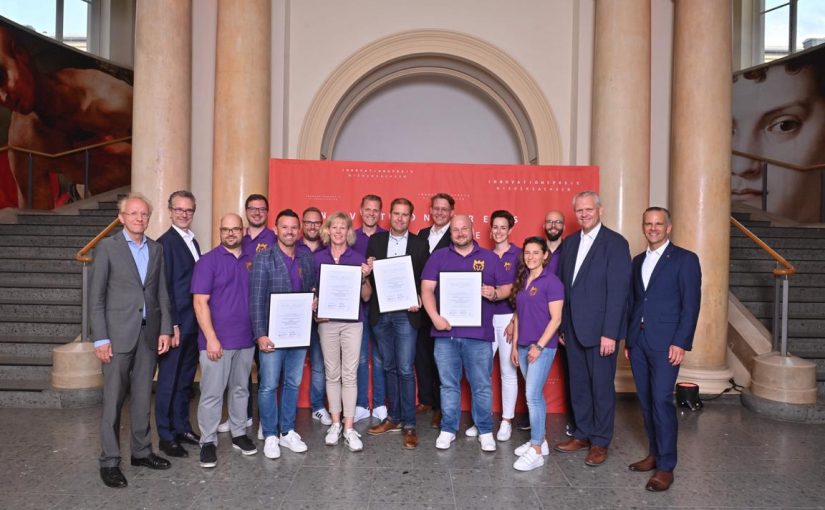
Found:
[357,308,385,408]
[309,323,326,411]
[372,311,417,428]
[434,337,494,435]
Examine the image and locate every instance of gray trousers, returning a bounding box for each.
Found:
[99,327,157,468]
[197,347,255,445]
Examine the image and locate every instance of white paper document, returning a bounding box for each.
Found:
[372,255,419,313]
[317,263,361,321]
[439,271,482,327]
[267,292,313,347]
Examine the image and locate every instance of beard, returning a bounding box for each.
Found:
[222,239,241,250]
[545,229,563,242]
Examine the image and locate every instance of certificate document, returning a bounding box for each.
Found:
[268,292,313,348]
[373,255,418,313]
[317,264,361,321]
[439,272,482,327]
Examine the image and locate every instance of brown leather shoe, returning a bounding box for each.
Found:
[554,438,591,453]
[367,419,401,436]
[403,428,418,449]
[628,455,656,472]
[431,409,442,429]
[415,404,433,414]
[645,470,674,492]
[584,445,608,466]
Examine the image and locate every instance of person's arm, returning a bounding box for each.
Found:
[89,240,112,362]
[510,312,520,366]
[249,251,273,350]
[527,300,563,363]
[421,279,450,331]
[360,262,373,302]
[600,235,631,356]
[193,294,222,361]
[161,236,180,347]
[156,249,172,355]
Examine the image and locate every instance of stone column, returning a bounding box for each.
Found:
[211,0,271,241]
[131,0,192,238]
[670,0,734,393]
[590,0,651,392]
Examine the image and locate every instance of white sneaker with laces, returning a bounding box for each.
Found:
[514,439,550,457]
[435,431,456,450]
[479,432,497,452]
[465,425,479,437]
[263,436,281,459]
[372,405,388,421]
[325,423,343,445]
[354,406,371,423]
[218,417,253,433]
[313,408,332,426]
[280,430,308,453]
[513,447,545,471]
[257,424,263,440]
[496,420,512,441]
[344,429,363,451]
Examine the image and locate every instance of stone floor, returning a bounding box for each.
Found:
[1,398,824,509]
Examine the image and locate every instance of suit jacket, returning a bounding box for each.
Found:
[366,231,430,328]
[626,242,701,351]
[418,225,452,254]
[558,225,631,348]
[157,227,200,335]
[89,232,173,353]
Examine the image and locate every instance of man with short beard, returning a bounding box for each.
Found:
[544,210,565,275]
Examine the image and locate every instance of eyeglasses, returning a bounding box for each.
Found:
[545,220,564,226]
[303,221,322,227]
[246,207,268,213]
[171,207,195,215]
[124,212,150,219]
[219,227,243,234]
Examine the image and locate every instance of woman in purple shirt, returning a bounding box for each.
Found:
[510,236,564,471]
[314,212,373,452]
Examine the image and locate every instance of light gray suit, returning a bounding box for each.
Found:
[90,231,172,467]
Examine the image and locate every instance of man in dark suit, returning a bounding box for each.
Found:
[91,193,173,488]
[155,191,201,458]
[366,197,430,449]
[625,207,701,492]
[554,190,631,467]
[415,192,454,428]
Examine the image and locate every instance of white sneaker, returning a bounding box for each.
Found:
[344,428,363,451]
[496,421,512,441]
[313,408,332,426]
[465,425,479,437]
[479,432,497,452]
[218,417,252,433]
[354,406,371,423]
[513,447,545,471]
[514,440,550,457]
[257,423,263,440]
[263,436,281,459]
[372,405,387,421]
[280,430,308,453]
[435,431,456,450]
[325,423,343,446]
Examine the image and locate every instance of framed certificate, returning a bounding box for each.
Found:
[372,255,418,313]
[439,271,482,327]
[317,263,361,321]
[267,292,313,347]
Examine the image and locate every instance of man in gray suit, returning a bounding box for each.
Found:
[91,193,173,488]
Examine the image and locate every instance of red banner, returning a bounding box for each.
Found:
[269,158,599,413]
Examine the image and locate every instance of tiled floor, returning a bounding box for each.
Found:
[1,398,824,509]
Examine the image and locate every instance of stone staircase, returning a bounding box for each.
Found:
[0,198,120,407]
[730,212,825,396]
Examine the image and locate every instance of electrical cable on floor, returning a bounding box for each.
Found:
[702,378,745,401]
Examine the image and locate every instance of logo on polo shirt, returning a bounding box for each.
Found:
[256,242,269,253]
[503,261,512,271]
[245,261,253,271]
[473,259,485,271]
[529,286,538,296]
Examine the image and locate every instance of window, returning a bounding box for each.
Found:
[760,0,825,63]
[0,0,89,52]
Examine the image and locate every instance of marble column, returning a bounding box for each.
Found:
[590,0,651,392]
[211,0,271,242]
[670,0,734,393]
[131,0,192,238]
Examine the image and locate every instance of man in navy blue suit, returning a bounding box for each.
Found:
[156,190,202,457]
[554,191,630,467]
[625,207,701,492]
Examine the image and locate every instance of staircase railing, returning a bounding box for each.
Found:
[75,217,123,342]
[730,216,796,356]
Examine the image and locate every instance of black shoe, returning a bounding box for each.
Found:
[100,467,127,488]
[159,439,188,458]
[200,443,217,468]
[231,434,258,455]
[565,423,574,437]
[177,431,200,445]
[130,453,171,470]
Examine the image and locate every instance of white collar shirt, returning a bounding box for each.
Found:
[642,240,669,290]
[388,230,409,258]
[428,224,449,253]
[172,225,200,262]
[572,222,601,284]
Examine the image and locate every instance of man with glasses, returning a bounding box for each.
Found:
[155,191,202,458]
[545,210,566,275]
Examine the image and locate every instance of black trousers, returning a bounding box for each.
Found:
[415,314,440,409]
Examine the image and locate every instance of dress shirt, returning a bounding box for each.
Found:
[388,230,409,258]
[642,240,669,290]
[572,222,601,284]
[172,224,200,261]
[427,224,449,253]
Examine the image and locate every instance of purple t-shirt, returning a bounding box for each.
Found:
[297,238,321,255]
[421,242,512,342]
[280,247,304,292]
[491,244,521,315]
[515,266,564,348]
[191,245,255,350]
[548,241,562,276]
[313,245,366,322]
[353,225,387,257]
[242,228,276,261]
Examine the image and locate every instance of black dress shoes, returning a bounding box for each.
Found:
[159,439,188,458]
[130,452,171,470]
[177,431,201,445]
[100,467,127,488]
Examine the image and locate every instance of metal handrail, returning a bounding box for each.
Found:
[730,216,795,356]
[74,217,122,342]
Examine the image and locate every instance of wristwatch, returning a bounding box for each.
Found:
[531,343,543,351]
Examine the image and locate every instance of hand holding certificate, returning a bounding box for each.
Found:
[439,272,482,327]
[267,292,313,347]
[373,255,419,313]
[317,264,361,320]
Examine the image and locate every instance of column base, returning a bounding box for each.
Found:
[749,352,817,405]
[51,338,103,390]
[677,365,735,395]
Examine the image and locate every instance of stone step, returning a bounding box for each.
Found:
[0,305,81,322]
[730,236,825,249]
[0,224,114,237]
[755,318,825,338]
[0,354,51,366]
[0,386,63,408]
[0,259,81,273]
[0,273,81,289]
[0,287,81,303]
[0,235,90,248]
[0,246,79,260]
[730,272,825,287]
[15,214,114,226]
[97,201,119,210]
[730,247,825,261]
[0,321,80,338]
[0,364,51,380]
[730,286,825,303]
[787,338,825,357]
[0,335,76,344]
[78,209,119,218]
[731,226,825,239]
[738,300,825,319]
[0,378,51,391]
[0,340,61,358]
[730,259,825,274]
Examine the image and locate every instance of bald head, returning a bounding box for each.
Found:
[450,214,474,249]
[544,210,565,242]
[219,213,244,250]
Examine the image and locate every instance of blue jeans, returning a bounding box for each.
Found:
[258,347,307,437]
[309,323,326,411]
[518,346,557,445]
[357,308,385,409]
[434,337,494,435]
[372,311,417,427]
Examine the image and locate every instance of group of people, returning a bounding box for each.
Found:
[91,188,701,494]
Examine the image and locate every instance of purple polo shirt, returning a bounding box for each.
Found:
[421,242,512,342]
[491,244,521,315]
[353,225,387,257]
[297,238,321,255]
[191,245,255,350]
[515,266,564,348]
[313,245,366,321]
[242,228,276,260]
[280,247,303,291]
[548,240,563,276]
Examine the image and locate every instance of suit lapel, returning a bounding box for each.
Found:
[645,242,674,292]
[193,237,201,256]
[573,228,604,286]
[115,233,143,284]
